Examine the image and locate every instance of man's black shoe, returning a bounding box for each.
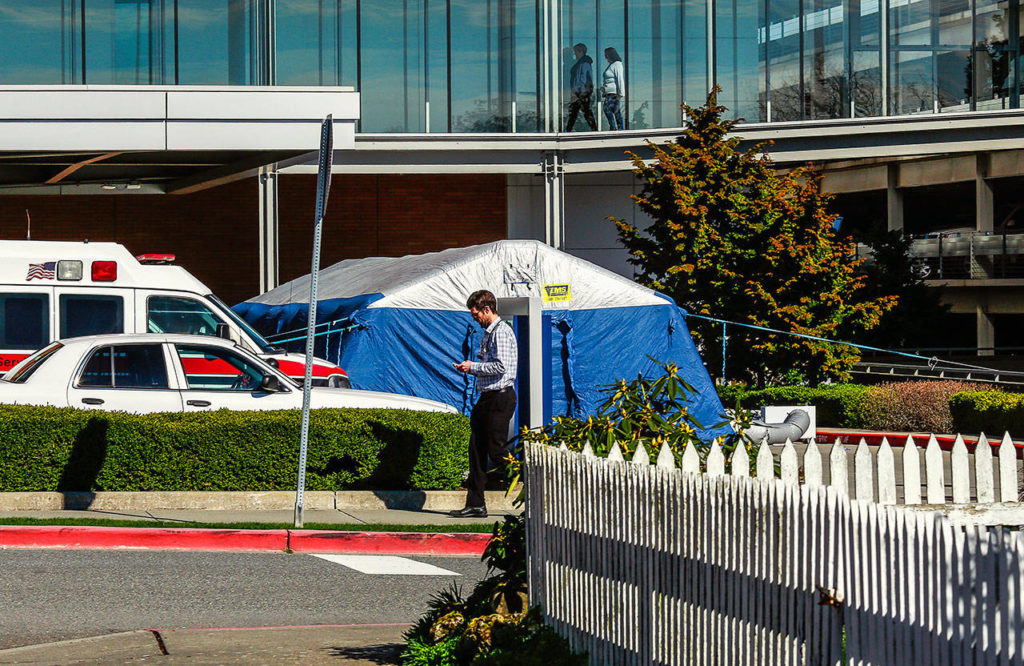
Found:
[449,506,488,518]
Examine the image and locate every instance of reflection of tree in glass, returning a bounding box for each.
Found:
[759,66,935,120]
[965,15,1013,104]
[453,99,539,132]
[630,100,650,130]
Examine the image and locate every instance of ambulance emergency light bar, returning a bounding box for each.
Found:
[39,251,176,283]
[46,260,118,281]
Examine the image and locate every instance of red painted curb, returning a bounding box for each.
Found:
[0,525,491,555]
[287,530,490,556]
[0,525,288,551]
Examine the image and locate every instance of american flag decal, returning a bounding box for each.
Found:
[26,262,55,281]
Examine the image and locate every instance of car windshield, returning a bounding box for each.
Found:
[206,295,276,354]
[4,342,62,383]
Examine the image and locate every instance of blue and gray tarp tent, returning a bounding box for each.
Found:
[234,240,731,442]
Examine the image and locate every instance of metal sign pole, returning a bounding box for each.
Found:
[295,115,333,528]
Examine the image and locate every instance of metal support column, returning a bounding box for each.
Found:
[543,151,566,249]
[887,163,903,232]
[976,153,994,233]
[258,164,280,293]
[541,0,561,132]
[977,305,995,357]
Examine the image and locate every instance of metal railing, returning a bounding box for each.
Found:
[855,230,1024,280]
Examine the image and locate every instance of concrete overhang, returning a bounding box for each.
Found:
[0,85,358,194]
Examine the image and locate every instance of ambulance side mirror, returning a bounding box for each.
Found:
[216,323,231,340]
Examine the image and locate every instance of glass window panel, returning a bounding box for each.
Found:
[176,0,254,84]
[175,344,264,391]
[975,0,1014,107]
[59,294,124,339]
[682,0,708,106]
[115,344,168,388]
[852,48,882,115]
[425,0,449,131]
[0,0,80,83]
[629,0,686,129]
[513,0,540,132]
[0,294,49,350]
[849,0,882,116]
[804,0,849,118]
[78,344,168,389]
[892,50,934,114]
[83,0,170,84]
[276,0,344,86]
[937,49,970,110]
[360,0,426,132]
[147,296,224,336]
[766,0,802,120]
[450,0,510,131]
[7,342,62,384]
[79,346,114,387]
[562,0,625,130]
[717,0,764,121]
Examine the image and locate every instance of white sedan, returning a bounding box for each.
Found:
[0,334,457,415]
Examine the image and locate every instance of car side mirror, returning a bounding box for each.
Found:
[215,323,231,340]
[260,374,282,392]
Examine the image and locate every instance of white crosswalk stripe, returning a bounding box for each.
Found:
[309,554,460,576]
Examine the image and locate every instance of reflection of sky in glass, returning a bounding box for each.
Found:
[176,1,241,84]
[0,2,72,83]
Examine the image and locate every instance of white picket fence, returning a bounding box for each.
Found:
[675,433,1023,525]
[525,442,1024,665]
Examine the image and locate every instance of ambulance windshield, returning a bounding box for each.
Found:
[207,295,278,354]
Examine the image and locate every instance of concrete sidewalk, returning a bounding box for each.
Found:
[0,506,508,527]
[0,489,519,526]
[0,624,408,665]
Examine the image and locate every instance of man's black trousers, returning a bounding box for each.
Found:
[466,387,517,509]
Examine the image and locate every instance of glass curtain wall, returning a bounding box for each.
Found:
[2,0,1023,128]
[561,0,707,130]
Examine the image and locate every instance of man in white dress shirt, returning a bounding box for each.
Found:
[451,289,518,517]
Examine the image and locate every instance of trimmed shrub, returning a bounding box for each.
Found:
[716,384,873,428]
[861,381,996,434]
[0,406,469,492]
[950,391,1024,438]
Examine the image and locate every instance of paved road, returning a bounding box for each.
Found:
[0,550,488,650]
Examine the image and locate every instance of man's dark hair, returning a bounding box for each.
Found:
[466,290,497,312]
[573,42,587,55]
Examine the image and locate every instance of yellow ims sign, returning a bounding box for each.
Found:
[542,283,571,303]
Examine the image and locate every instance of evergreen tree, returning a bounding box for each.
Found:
[853,227,951,350]
[614,88,896,387]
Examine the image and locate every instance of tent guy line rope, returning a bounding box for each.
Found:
[683,311,1024,377]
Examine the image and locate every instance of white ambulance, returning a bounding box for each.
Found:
[0,240,350,387]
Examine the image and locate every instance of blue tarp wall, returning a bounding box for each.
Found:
[234,294,732,442]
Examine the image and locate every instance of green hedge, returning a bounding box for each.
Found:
[950,391,1024,438]
[716,384,873,428]
[0,406,469,492]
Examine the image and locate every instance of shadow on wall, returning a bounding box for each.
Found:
[57,417,110,509]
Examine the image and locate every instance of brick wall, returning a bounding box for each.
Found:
[278,174,508,285]
[0,174,507,305]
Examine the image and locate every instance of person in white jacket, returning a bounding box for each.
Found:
[602,47,625,130]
